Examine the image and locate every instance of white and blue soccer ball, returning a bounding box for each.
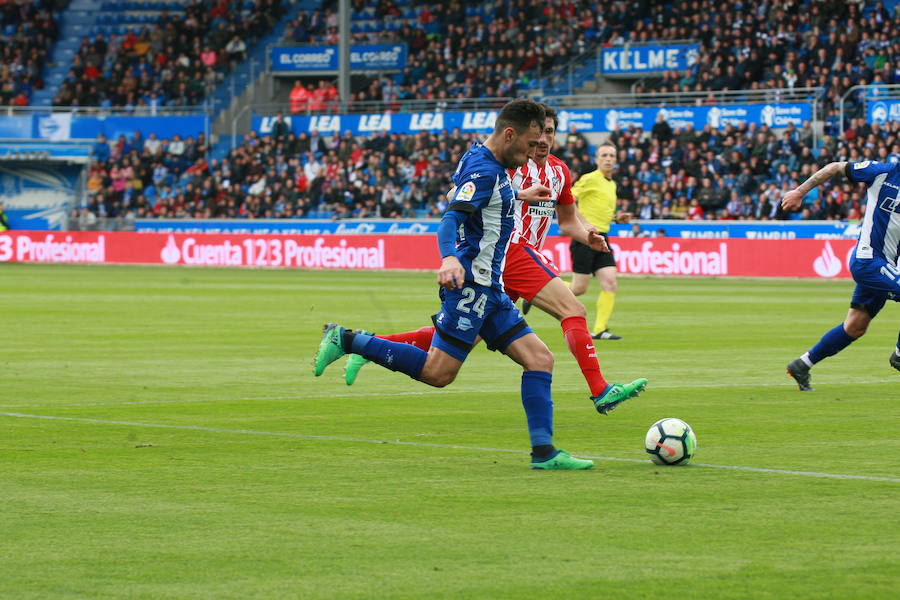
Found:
[645,418,697,466]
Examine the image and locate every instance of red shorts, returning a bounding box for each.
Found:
[503,243,560,303]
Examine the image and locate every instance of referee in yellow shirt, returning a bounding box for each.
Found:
[569,141,629,340]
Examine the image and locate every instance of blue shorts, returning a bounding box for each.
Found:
[849,256,900,318]
[431,283,532,362]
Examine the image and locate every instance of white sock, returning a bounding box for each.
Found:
[800,352,814,368]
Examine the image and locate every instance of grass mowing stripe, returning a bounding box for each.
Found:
[1,377,893,410]
[4,411,898,484]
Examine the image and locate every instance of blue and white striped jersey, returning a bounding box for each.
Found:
[846,161,900,265]
[446,143,516,290]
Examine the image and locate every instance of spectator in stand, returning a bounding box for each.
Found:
[270,112,291,139]
[53,0,284,110]
[92,133,110,163]
[290,80,310,113]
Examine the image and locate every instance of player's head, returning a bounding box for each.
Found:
[532,103,558,165]
[488,99,545,169]
[596,141,617,177]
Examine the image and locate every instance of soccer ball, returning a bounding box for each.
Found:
[645,418,697,466]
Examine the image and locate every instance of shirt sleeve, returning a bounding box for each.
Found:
[447,173,497,213]
[844,160,894,184]
[557,163,575,206]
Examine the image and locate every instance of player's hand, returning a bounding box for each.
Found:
[781,189,804,211]
[438,256,465,290]
[517,184,551,204]
[446,185,456,201]
[587,230,609,252]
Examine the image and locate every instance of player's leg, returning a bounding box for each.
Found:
[787,306,873,391]
[480,292,592,470]
[529,277,606,391]
[528,277,647,411]
[317,324,466,388]
[315,287,481,387]
[786,285,884,390]
[788,257,900,389]
[314,323,431,381]
[505,245,608,397]
[592,264,621,340]
[502,333,593,470]
[344,326,435,385]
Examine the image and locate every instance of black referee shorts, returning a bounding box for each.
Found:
[570,234,616,275]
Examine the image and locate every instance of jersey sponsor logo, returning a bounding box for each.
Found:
[528,203,555,218]
[854,161,871,169]
[455,181,476,202]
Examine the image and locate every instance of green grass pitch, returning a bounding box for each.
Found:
[2,264,899,599]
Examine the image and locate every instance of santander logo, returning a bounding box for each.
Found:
[813,241,842,278]
[161,235,181,264]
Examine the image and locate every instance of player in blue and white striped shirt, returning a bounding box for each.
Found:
[783,160,900,390]
[314,100,595,469]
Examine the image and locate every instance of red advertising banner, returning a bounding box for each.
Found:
[0,231,858,279]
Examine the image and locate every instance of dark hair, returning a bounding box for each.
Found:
[539,103,559,132]
[493,99,546,135]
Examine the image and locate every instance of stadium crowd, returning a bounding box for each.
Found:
[75,110,900,227]
[51,0,285,109]
[0,0,67,106]
[8,0,897,111]
[283,0,900,114]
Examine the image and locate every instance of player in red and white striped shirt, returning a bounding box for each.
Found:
[499,104,647,411]
[341,105,648,414]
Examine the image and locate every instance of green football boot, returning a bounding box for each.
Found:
[592,377,648,415]
[345,354,371,385]
[531,449,594,470]
[344,328,373,385]
[313,323,346,376]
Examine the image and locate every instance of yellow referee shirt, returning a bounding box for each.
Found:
[571,169,617,233]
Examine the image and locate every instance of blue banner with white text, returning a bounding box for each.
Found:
[134,219,860,240]
[271,44,408,72]
[253,103,812,137]
[601,43,700,77]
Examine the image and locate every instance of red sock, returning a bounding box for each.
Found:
[379,326,435,350]
[561,316,607,397]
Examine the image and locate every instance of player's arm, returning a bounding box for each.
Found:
[437,173,500,289]
[557,202,609,252]
[781,161,848,210]
[437,210,465,290]
[517,184,552,204]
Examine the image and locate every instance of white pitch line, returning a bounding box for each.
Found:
[2,411,898,484]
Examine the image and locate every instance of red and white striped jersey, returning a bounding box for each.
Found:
[507,154,575,250]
